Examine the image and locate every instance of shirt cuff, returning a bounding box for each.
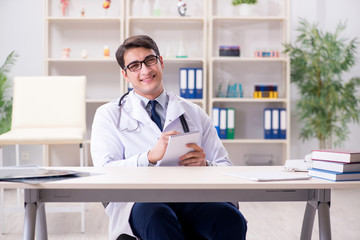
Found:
[138,151,157,167]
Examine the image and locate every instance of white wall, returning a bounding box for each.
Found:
[289,0,360,158]
[1,0,359,164]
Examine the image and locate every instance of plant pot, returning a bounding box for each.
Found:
[238,4,255,16]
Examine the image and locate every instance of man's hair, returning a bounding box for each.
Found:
[115,35,160,69]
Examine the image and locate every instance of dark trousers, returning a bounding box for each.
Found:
[129,202,247,240]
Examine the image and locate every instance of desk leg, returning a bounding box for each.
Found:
[318,202,331,240]
[23,202,37,240]
[36,203,48,240]
[301,201,317,240]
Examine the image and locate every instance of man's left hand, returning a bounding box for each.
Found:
[178,143,207,166]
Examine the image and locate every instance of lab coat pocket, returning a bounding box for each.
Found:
[118,113,139,132]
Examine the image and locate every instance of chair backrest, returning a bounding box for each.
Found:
[11,76,86,130]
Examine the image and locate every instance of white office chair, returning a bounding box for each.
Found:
[0,76,87,233]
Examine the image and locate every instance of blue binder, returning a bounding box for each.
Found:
[271,108,280,139]
[219,108,227,139]
[195,68,203,99]
[212,107,220,136]
[264,108,272,139]
[280,108,286,139]
[179,68,187,98]
[187,68,196,99]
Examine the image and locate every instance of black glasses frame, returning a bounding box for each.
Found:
[124,55,160,72]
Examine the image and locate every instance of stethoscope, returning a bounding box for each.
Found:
[118,91,190,133]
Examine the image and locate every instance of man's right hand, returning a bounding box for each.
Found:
[147,130,180,164]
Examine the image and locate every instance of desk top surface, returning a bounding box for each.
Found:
[1,166,359,190]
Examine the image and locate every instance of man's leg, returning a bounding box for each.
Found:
[173,202,247,240]
[129,203,185,240]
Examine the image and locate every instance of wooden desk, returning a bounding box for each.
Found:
[1,166,359,240]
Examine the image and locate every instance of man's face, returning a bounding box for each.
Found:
[122,47,164,100]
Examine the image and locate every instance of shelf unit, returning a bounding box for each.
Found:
[209,0,290,165]
[44,0,125,149]
[42,0,290,166]
[125,0,208,109]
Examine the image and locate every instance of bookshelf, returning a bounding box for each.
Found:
[43,0,290,165]
[125,0,207,109]
[208,0,290,165]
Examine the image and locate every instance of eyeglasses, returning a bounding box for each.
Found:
[124,55,160,72]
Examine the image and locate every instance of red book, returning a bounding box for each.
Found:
[312,149,360,163]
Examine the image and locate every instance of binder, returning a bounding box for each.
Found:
[280,108,286,139]
[187,68,196,99]
[264,108,272,139]
[226,108,235,139]
[195,68,203,99]
[179,68,187,98]
[212,107,220,136]
[128,82,133,91]
[271,108,280,139]
[219,108,227,139]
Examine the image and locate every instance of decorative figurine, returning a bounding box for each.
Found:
[80,6,85,17]
[103,0,111,11]
[60,0,69,16]
[81,49,88,59]
[178,0,187,17]
[62,48,71,59]
[103,46,110,58]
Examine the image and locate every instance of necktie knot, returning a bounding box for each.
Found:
[149,100,162,131]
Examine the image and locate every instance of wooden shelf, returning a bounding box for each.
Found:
[222,139,288,144]
[46,17,121,22]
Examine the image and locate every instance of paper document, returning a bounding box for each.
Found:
[224,171,312,182]
[0,166,88,184]
[160,131,200,166]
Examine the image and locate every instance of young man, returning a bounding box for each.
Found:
[91,35,247,240]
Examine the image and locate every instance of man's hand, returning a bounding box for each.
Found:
[148,131,180,164]
[178,143,206,166]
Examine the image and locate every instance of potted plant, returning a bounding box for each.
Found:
[284,19,360,149]
[232,0,258,16]
[232,0,257,5]
[0,51,17,134]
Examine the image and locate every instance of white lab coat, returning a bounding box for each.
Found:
[91,90,231,240]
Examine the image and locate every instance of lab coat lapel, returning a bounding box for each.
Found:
[119,92,152,131]
[164,92,186,129]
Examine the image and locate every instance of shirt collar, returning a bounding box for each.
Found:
[134,90,167,109]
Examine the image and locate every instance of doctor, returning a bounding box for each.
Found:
[91,35,247,240]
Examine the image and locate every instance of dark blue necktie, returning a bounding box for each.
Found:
[149,100,162,131]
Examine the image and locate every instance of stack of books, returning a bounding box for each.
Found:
[308,149,360,181]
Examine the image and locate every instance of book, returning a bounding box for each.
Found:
[308,168,360,181]
[312,149,360,163]
[160,131,200,166]
[312,160,360,173]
